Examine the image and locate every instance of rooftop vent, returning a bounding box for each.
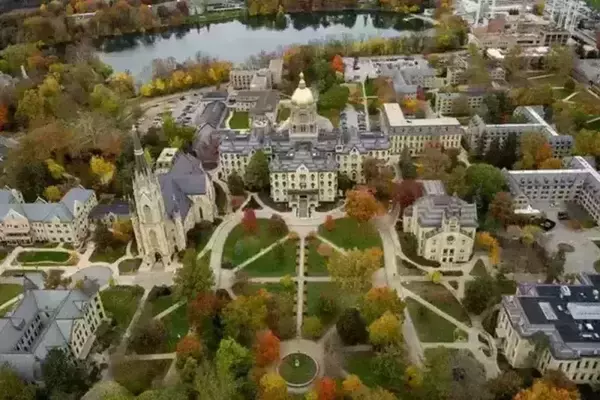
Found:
[561,286,571,297]
[586,323,594,331]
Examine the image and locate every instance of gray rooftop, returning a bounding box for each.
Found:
[404,195,478,228]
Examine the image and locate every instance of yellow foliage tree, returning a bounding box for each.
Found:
[368,311,402,347]
[44,186,62,202]
[328,247,383,296]
[45,159,65,180]
[342,374,364,395]
[514,379,579,400]
[477,231,501,266]
[112,220,133,244]
[259,372,288,400]
[90,156,116,185]
[404,365,423,388]
[539,158,562,170]
[429,270,442,284]
[345,189,383,223]
[140,83,154,97]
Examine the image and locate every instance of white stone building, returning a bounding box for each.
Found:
[0,279,107,381]
[434,90,486,115]
[131,133,217,268]
[403,194,478,263]
[496,274,600,384]
[0,187,97,247]
[380,103,463,156]
[229,58,283,90]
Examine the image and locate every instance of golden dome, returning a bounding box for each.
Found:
[291,72,314,106]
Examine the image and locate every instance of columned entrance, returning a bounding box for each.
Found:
[298,195,308,218]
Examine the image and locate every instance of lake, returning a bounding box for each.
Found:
[97,12,432,81]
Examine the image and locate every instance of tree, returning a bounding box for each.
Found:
[336,308,368,345]
[176,334,203,367]
[215,338,253,384]
[443,165,469,198]
[324,215,335,231]
[514,379,579,400]
[489,192,514,227]
[546,45,575,81]
[44,269,71,289]
[90,156,116,185]
[254,330,280,367]
[360,287,405,324]
[539,158,562,169]
[228,171,245,196]
[465,163,506,207]
[173,249,215,301]
[331,54,344,73]
[345,189,382,223]
[268,214,287,236]
[503,45,526,83]
[0,366,35,400]
[222,293,268,345]
[328,248,382,296]
[452,95,471,116]
[45,158,65,179]
[342,374,364,397]
[44,185,62,201]
[245,150,270,191]
[463,275,497,314]
[317,377,337,400]
[302,316,324,339]
[128,319,167,354]
[187,291,219,329]
[392,179,423,210]
[259,373,288,400]
[485,370,524,400]
[419,145,450,179]
[399,146,417,179]
[546,249,566,283]
[42,348,99,399]
[318,84,349,110]
[515,131,552,169]
[242,208,258,234]
[368,311,402,347]
[574,129,600,157]
[194,359,237,400]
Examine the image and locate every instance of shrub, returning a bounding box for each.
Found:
[242,209,258,233]
[316,293,339,324]
[302,316,324,339]
[336,308,368,345]
[269,214,288,236]
[128,319,167,355]
[317,243,333,257]
[175,334,203,369]
[288,231,299,241]
[324,215,335,231]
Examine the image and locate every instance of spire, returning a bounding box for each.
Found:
[298,72,306,89]
[132,125,150,175]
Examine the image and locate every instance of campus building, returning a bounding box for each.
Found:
[219,73,390,216]
[381,103,463,156]
[496,274,600,384]
[466,106,573,157]
[0,279,107,381]
[402,193,478,264]
[434,90,486,115]
[0,187,97,247]
[503,156,600,224]
[131,133,217,267]
[228,59,283,90]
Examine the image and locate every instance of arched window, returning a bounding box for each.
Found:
[143,205,152,222]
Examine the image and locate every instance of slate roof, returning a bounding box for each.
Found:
[0,188,94,223]
[158,152,207,219]
[0,280,100,381]
[404,195,477,228]
[89,201,130,220]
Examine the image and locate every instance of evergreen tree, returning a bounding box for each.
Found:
[399,146,417,179]
[244,150,270,192]
[498,133,518,169]
[484,137,502,167]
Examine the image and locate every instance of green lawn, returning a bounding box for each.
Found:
[404,282,471,326]
[305,238,330,276]
[318,217,382,250]
[0,302,17,317]
[160,304,189,351]
[222,219,286,267]
[242,240,297,277]
[470,259,489,277]
[90,243,127,263]
[345,352,379,388]
[113,359,171,395]
[118,258,142,275]
[277,107,290,122]
[279,353,317,385]
[17,251,71,264]
[148,293,179,317]
[305,282,349,317]
[100,286,144,331]
[0,249,8,262]
[406,298,462,342]
[232,282,288,296]
[0,284,23,305]
[229,111,249,129]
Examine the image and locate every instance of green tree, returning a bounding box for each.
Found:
[443,165,469,198]
[162,114,195,148]
[465,163,506,209]
[215,338,253,396]
[318,84,349,110]
[194,359,236,400]
[336,308,368,345]
[0,366,35,400]
[173,249,215,301]
[399,146,417,179]
[222,293,268,345]
[546,249,566,283]
[546,45,575,80]
[227,171,245,196]
[463,275,497,315]
[244,150,270,191]
[42,348,99,399]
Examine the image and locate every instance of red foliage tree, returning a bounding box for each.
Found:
[392,180,424,210]
[331,54,345,73]
[0,104,7,131]
[317,377,337,400]
[254,330,281,367]
[324,215,335,231]
[416,85,426,101]
[176,334,203,361]
[242,208,258,233]
[187,292,218,329]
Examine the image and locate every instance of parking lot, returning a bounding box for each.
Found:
[339,105,368,133]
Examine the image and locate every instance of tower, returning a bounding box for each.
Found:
[289,72,318,139]
[130,126,173,266]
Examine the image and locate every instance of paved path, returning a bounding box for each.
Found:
[233,236,290,273]
[123,353,176,361]
[296,237,306,336]
[117,288,150,354]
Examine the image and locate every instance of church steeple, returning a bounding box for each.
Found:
[132,125,151,176]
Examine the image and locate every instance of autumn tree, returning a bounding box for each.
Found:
[44,269,71,289]
[515,131,552,170]
[0,103,8,131]
[175,334,203,368]
[489,192,514,227]
[245,150,270,191]
[539,158,562,170]
[44,185,61,201]
[342,374,365,398]
[173,249,215,301]
[324,215,335,231]
[514,378,579,400]
[485,370,524,400]
[259,372,288,400]
[223,292,268,345]
[359,287,405,324]
[254,330,280,367]
[368,311,402,347]
[187,291,219,330]
[345,189,382,223]
[399,146,417,179]
[317,377,337,400]
[392,179,423,210]
[90,156,116,185]
[443,165,469,198]
[419,145,450,179]
[328,248,382,296]
[336,308,368,345]
[331,54,344,73]
[242,208,258,234]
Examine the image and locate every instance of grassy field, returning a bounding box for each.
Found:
[222,219,286,267]
[404,282,471,325]
[90,243,127,263]
[148,292,179,317]
[345,352,379,388]
[406,298,463,342]
[232,282,288,296]
[229,111,249,129]
[305,238,330,276]
[243,240,297,277]
[318,217,382,250]
[118,258,142,275]
[17,251,71,264]
[0,284,23,305]
[100,286,144,332]
[470,259,489,277]
[277,107,291,122]
[161,305,189,351]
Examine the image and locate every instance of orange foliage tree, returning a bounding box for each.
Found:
[345,189,382,223]
[324,215,335,231]
[243,208,258,234]
[477,232,501,266]
[514,379,580,400]
[187,292,219,329]
[331,54,344,73]
[254,330,281,367]
[0,104,7,131]
[176,334,203,364]
[317,377,337,400]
